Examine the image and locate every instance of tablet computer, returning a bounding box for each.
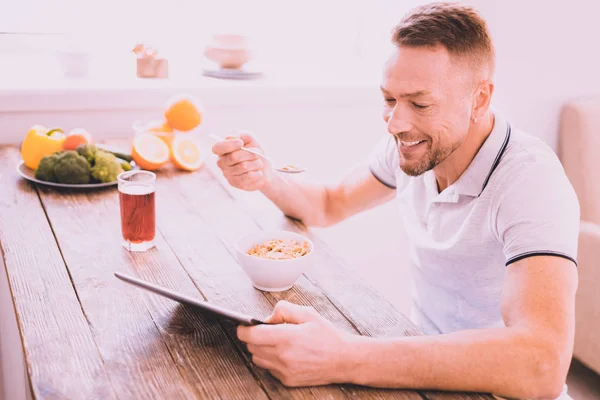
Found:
[114,272,265,326]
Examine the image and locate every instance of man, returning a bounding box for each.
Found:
[212,3,579,399]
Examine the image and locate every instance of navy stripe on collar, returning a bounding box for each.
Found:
[478,122,511,197]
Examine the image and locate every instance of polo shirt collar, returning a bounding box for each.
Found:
[424,109,512,201]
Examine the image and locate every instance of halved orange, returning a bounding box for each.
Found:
[164,95,202,132]
[131,133,170,171]
[170,135,203,171]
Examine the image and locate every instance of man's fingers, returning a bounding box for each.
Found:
[211,131,261,155]
[247,343,279,359]
[237,324,292,345]
[269,369,296,387]
[252,355,279,371]
[211,138,244,156]
[265,300,319,325]
[221,150,258,167]
[239,132,261,148]
[228,159,264,176]
[217,157,262,176]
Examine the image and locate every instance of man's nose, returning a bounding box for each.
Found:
[386,106,412,135]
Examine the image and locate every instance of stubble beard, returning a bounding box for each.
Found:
[397,139,460,177]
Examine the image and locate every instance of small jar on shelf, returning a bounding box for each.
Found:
[132,43,168,79]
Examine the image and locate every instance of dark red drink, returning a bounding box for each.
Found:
[119,184,155,244]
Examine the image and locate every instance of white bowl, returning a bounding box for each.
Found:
[211,33,249,49]
[204,45,252,69]
[235,230,314,292]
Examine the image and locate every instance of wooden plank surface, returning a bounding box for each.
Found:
[155,165,422,400]
[34,169,270,399]
[2,140,495,400]
[157,169,352,400]
[421,393,495,400]
[0,146,114,399]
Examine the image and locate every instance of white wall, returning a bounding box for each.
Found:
[3,1,599,149]
[467,0,600,150]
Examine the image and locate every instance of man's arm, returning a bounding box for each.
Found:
[342,255,577,399]
[237,255,575,398]
[212,133,396,227]
[259,163,396,227]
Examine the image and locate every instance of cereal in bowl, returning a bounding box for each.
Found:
[247,239,310,260]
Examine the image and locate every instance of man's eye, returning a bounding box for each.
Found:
[384,98,396,105]
[412,103,429,109]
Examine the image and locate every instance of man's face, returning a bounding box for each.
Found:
[381,45,474,176]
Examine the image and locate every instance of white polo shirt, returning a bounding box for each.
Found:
[370,109,580,335]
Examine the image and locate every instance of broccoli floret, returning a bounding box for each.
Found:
[76,144,98,165]
[34,154,61,182]
[90,150,124,183]
[53,151,91,184]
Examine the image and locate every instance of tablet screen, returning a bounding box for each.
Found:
[114,272,265,326]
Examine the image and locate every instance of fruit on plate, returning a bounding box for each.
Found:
[33,144,131,185]
[21,125,66,170]
[63,128,93,151]
[131,133,170,171]
[164,95,202,132]
[170,134,203,171]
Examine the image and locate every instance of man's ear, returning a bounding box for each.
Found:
[472,80,494,122]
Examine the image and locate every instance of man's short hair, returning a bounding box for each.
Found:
[392,2,495,77]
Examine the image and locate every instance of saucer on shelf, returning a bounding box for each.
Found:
[202,67,263,80]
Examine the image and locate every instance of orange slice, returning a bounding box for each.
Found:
[170,135,203,171]
[131,133,170,171]
[147,120,174,134]
[147,120,175,146]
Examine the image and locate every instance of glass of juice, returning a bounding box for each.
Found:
[118,170,156,252]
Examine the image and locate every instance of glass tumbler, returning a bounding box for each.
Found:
[118,170,156,252]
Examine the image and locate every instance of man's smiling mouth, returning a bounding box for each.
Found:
[399,140,426,147]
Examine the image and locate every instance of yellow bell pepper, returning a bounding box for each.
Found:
[20,125,66,170]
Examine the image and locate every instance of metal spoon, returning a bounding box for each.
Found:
[208,133,307,174]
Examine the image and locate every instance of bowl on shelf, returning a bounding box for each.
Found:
[204,34,252,70]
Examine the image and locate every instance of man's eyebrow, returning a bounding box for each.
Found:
[380,86,431,98]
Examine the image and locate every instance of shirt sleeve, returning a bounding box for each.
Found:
[368,135,399,189]
[494,158,580,266]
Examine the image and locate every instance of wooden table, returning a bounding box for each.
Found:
[0,144,494,400]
